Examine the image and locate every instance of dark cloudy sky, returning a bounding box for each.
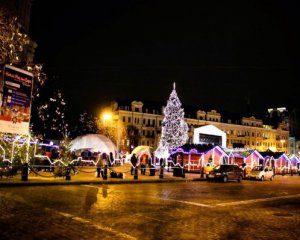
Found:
[29,0,300,118]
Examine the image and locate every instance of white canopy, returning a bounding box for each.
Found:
[126,145,152,161]
[131,146,150,156]
[69,134,117,156]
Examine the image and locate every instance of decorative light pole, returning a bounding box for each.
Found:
[114,115,120,160]
[102,112,119,159]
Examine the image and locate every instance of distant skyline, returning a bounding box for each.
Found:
[29,1,300,120]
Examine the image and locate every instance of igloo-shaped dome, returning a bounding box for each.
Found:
[69,134,116,156]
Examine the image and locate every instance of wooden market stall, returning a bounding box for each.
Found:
[171,144,228,173]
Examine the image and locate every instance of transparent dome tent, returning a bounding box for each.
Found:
[69,134,117,157]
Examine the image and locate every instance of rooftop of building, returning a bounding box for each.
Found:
[114,99,165,115]
[112,99,287,129]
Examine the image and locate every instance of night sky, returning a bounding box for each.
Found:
[29,0,300,119]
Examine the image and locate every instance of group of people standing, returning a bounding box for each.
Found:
[130,153,152,175]
[96,152,114,178]
[95,151,155,178]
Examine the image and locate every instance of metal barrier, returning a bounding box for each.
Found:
[0,163,200,181]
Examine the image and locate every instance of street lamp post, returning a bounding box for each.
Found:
[112,115,120,160]
[103,113,112,126]
[102,112,119,160]
[116,118,119,159]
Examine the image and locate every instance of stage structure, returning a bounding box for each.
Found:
[193,125,227,148]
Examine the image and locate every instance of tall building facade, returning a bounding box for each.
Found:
[110,101,289,153]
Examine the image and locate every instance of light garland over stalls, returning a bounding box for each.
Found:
[160,83,188,153]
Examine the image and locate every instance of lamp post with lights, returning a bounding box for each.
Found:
[102,112,119,159]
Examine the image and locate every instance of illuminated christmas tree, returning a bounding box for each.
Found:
[73,112,98,136]
[36,89,68,138]
[160,83,188,152]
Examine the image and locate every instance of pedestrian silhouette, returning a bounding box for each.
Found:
[96,153,102,178]
[130,153,137,175]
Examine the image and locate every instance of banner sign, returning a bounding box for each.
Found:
[0,65,33,134]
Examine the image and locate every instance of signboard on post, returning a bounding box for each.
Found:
[0,64,33,134]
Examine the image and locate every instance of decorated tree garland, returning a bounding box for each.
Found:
[160,83,188,153]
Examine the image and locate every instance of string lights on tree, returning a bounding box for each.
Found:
[73,112,98,136]
[0,12,29,65]
[159,82,188,153]
[36,90,68,138]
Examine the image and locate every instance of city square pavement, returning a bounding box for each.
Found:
[0,174,300,240]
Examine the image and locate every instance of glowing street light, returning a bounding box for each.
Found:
[102,113,112,121]
[102,111,120,159]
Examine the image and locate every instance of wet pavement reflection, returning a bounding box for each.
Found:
[83,187,98,214]
[0,176,300,239]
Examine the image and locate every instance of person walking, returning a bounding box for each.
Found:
[242,163,247,178]
[96,153,103,178]
[147,155,152,171]
[102,153,108,179]
[109,152,114,167]
[130,153,137,175]
[140,155,147,175]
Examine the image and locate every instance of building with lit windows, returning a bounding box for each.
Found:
[109,100,289,153]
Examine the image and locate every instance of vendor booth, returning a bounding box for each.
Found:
[172,144,228,173]
[260,151,291,174]
[289,155,300,173]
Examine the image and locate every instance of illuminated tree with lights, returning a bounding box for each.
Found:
[0,9,46,92]
[0,11,29,65]
[36,90,68,139]
[160,83,188,152]
[73,112,98,136]
[96,113,129,150]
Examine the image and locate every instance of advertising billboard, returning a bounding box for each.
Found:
[0,64,33,134]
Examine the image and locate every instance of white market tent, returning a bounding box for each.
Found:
[126,145,152,161]
[69,134,117,157]
[131,146,151,156]
[193,124,227,148]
